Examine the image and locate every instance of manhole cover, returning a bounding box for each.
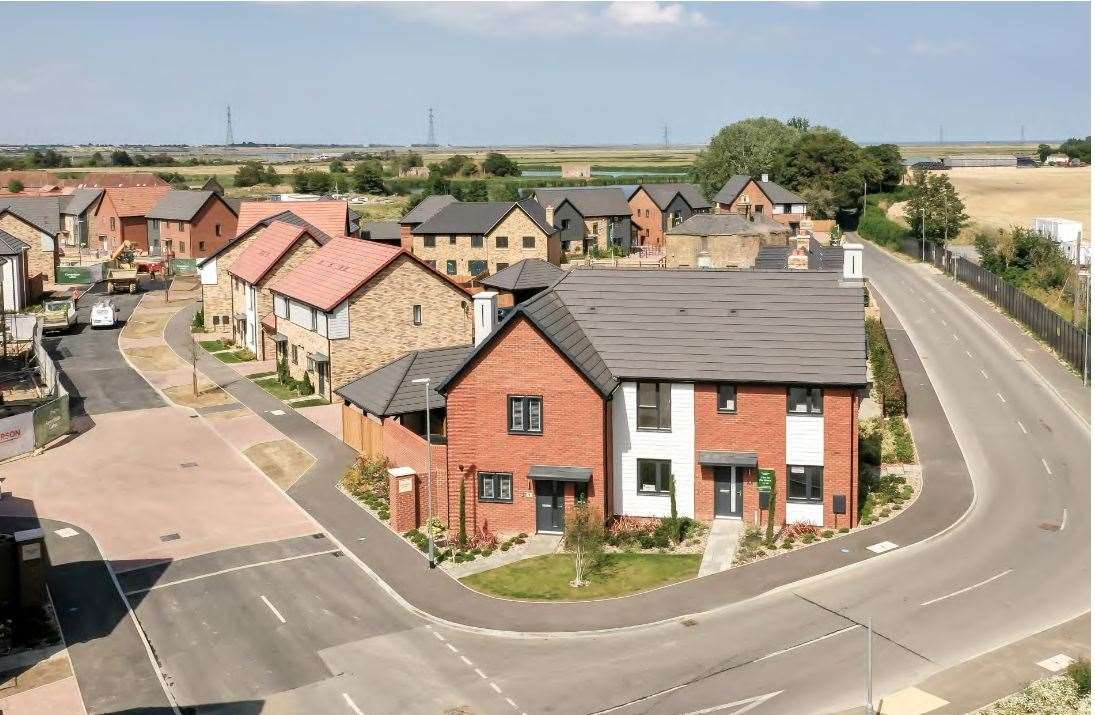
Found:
[160,533,181,542]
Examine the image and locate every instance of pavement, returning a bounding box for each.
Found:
[697,518,743,577]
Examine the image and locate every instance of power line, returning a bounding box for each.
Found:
[225,104,234,147]
[663,123,669,150]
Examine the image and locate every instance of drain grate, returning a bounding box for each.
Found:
[159,533,181,542]
[1039,522,1061,531]
[179,462,198,469]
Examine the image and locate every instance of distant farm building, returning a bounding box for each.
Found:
[1045,154,1071,166]
[561,163,592,178]
[941,155,1018,168]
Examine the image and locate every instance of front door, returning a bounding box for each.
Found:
[535,480,565,533]
[714,467,743,518]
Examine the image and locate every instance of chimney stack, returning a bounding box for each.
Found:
[544,204,555,227]
[761,173,769,183]
[473,291,498,346]
[786,245,809,270]
[842,243,863,282]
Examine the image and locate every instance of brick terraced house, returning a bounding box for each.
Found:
[628,183,711,248]
[227,220,328,360]
[427,267,866,536]
[146,190,238,258]
[267,238,473,402]
[408,199,561,280]
[0,196,64,306]
[92,186,171,253]
[59,189,103,248]
[532,187,633,255]
[713,174,809,234]
[398,195,456,248]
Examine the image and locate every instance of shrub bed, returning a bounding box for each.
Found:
[866,317,907,416]
[606,516,707,552]
[341,456,391,521]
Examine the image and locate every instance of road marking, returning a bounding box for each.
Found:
[679,691,785,715]
[1037,654,1075,672]
[490,682,502,694]
[1042,458,1053,475]
[930,307,936,313]
[920,570,1012,606]
[260,595,286,624]
[268,409,285,416]
[951,333,959,341]
[996,392,1007,403]
[1061,508,1068,531]
[475,668,487,679]
[446,642,459,653]
[460,655,473,666]
[979,369,989,379]
[866,540,898,554]
[122,548,340,596]
[506,696,519,709]
[756,626,858,662]
[1017,420,1028,433]
[54,527,79,538]
[965,350,974,358]
[433,630,445,641]
[342,693,364,715]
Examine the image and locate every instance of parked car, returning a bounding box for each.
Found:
[41,297,78,333]
[89,299,119,328]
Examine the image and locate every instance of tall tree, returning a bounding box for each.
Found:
[903,170,969,243]
[463,180,488,202]
[1037,143,1054,163]
[350,160,387,194]
[862,144,906,192]
[690,117,803,197]
[110,150,134,166]
[773,128,881,216]
[481,152,520,177]
[786,116,811,132]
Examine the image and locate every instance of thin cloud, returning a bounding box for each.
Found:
[605,2,708,27]
[909,39,971,57]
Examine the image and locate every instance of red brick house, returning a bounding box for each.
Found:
[713,174,809,234]
[348,267,866,537]
[628,183,711,248]
[236,199,352,241]
[92,186,170,253]
[146,190,238,258]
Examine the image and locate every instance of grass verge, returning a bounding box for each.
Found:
[253,376,304,400]
[291,398,329,408]
[460,553,700,601]
[199,339,229,351]
[214,350,253,364]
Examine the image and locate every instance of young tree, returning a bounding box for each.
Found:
[263,165,281,186]
[481,152,520,177]
[187,337,201,397]
[563,501,605,588]
[764,479,777,547]
[690,117,803,197]
[110,150,134,166]
[903,170,969,243]
[458,480,468,550]
[351,161,387,194]
[6,179,23,193]
[1037,143,1054,163]
[233,161,266,187]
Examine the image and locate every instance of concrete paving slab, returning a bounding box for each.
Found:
[878,687,949,715]
[296,402,341,437]
[233,359,277,377]
[204,411,285,450]
[122,344,188,372]
[698,519,743,577]
[0,674,85,715]
[244,439,316,490]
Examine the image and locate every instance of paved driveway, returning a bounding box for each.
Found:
[44,285,162,416]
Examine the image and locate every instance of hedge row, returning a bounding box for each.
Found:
[866,317,907,416]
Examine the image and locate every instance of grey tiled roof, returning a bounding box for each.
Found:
[666,213,789,236]
[713,175,806,205]
[146,190,216,221]
[0,196,62,235]
[363,220,401,242]
[60,188,103,217]
[0,228,28,254]
[807,237,844,271]
[440,268,866,394]
[336,344,472,416]
[400,194,456,225]
[533,187,632,218]
[480,258,564,292]
[638,183,711,211]
[413,199,556,236]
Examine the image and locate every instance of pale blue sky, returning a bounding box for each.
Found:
[1,1,1089,146]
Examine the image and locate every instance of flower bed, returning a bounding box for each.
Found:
[605,515,709,555]
[402,522,529,565]
[340,455,391,522]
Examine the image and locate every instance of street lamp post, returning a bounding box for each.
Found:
[411,377,436,569]
[920,208,926,262]
[865,618,874,715]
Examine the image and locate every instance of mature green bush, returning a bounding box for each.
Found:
[857,197,909,248]
[885,417,916,464]
[1067,659,1090,696]
[866,318,906,416]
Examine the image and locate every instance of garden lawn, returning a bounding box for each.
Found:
[200,339,230,351]
[215,350,252,364]
[291,398,329,408]
[253,376,304,400]
[460,553,700,601]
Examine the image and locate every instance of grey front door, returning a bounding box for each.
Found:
[714,467,743,518]
[535,480,564,532]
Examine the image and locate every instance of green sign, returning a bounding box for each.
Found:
[33,395,69,448]
[56,266,92,285]
[169,258,198,275]
[757,468,775,493]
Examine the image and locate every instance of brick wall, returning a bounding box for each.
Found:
[665,233,766,268]
[409,206,560,276]
[714,180,807,228]
[693,384,858,529]
[276,317,330,394]
[188,198,238,258]
[250,238,320,360]
[629,189,663,246]
[0,214,56,297]
[201,234,259,334]
[120,217,149,253]
[444,317,607,536]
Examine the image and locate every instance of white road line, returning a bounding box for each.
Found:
[979,369,989,379]
[755,625,859,661]
[930,307,937,313]
[506,697,519,709]
[996,392,1007,403]
[1061,508,1068,531]
[490,682,503,694]
[433,631,446,641]
[1042,458,1053,475]
[965,350,974,358]
[260,595,286,624]
[446,642,459,653]
[475,668,487,679]
[1017,420,1028,434]
[342,693,365,715]
[679,691,784,715]
[460,655,473,666]
[920,570,1012,607]
[952,333,959,341]
[123,548,339,596]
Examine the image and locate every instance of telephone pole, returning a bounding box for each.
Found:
[225,104,234,147]
[427,107,436,145]
[663,123,670,150]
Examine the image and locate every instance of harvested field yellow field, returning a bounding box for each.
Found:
[945,166,1090,242]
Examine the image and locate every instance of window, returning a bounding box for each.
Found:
[495,236,508,248]
[509,395,542,434]
[291,344,299,365]
[787,465,823,503]
[522,236,535,249]
[412,304,422,326]
[788,387,823,414]
[309,309,317,331]
[178,242,186,254]
[198,241,205,251]
[221,314,228,326]
[423,236,436,248]
[496,262,509,271]
[109,217,116,231]
[176,221,183,231]
[636,381,671,430]
[469,260,487,276]
[215,223,222,237]
[165,240,173,251]
[446,260,457,275]
[754,205,764,214]
[212,315,220,326]
[448,235,456,245]
[637,459,672,494]
[717,384,737,413]
[471,236,483,248]
[561,218,571,231]
[575,482,589,503]
[478,472,513,503]
[645,209,650,218]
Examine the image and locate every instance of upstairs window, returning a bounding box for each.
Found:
[449,235,456,245]
[215,223,222,237]
[522,236,536,249]
[509,395,543,434]
[495,236,509,249]
[468,260,487,276]
[471,235,484,248]
[412,304,422,326]
[109,217,116,231]
[717,384,737,413]
[788,465,823,503]
[446,260,457,275]
[636,381,671,430]
[423,236,436,248]
[788,387,823,415]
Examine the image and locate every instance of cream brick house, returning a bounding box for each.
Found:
[532,187,633,256]
[0,196,64,307]
[409,199,561,280]
[267,238,473,401]
[226,220,327,360]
